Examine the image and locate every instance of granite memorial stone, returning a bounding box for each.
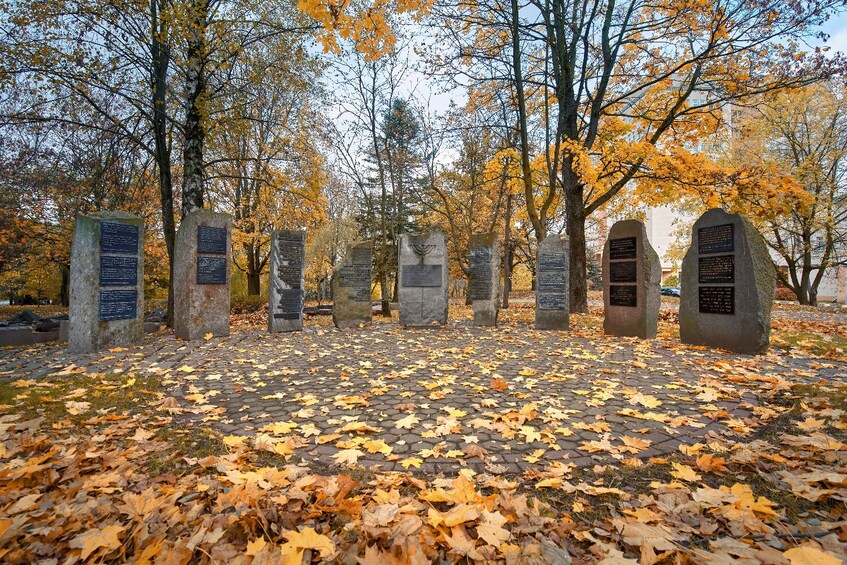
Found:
[602,220,661,338]
[469,233,500,326]
[332,241,373,329]
[269,230,306,332]
[174,209,231,340]
[535,234,569,330]
[398,232,449,327]
[680,208,776,354]
[68,211,145,353]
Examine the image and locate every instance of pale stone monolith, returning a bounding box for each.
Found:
[469,233,500,326]
[174,210,231,340]
[68,211,145,353]
[269,230,306,333]
[535,235,569,330]
[680,208,776,354]
[602,220,661,338]
[398,232,449,327]
[332,241,373,329]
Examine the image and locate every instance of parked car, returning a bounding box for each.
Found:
[660,286,681,297]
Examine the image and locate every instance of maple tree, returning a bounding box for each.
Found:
[717,83,847,306]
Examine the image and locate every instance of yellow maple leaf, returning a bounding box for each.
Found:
[281,527,335,560]
[333,449,364,466]
[69,525,125,560]
[671,463,702,482]
[395,413,420,429]
[203,332,213,340]
[401,457,423,469]
[783,545,842,565]
[223,435,247,448]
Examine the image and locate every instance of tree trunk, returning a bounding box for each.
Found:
[379,272,391,316]
[60,264,70,306]
[181,8,207,217]
[503,193,512,309]
[247,272,260,296]
[565,163,589,313]
[150,0,176,326]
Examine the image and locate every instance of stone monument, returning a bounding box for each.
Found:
[535,234,569,330]
[269,230,306,332]
[398,232,449,327]
[332,241,373,329]
[468,233,500,326]
[602,220,661,338]
[68,211,145,353]
[174,209,231,340]
[680,208,776,355]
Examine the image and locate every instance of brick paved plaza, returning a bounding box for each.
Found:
[3,307,842,476]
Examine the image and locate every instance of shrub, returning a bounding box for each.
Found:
[663,274,679,287]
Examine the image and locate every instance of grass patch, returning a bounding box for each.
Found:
[771,331,847,360]
[148,426,228,475]
[0,372,162,425]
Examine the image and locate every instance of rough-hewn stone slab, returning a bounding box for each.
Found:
[603,220,661,338]
[174,210,231,340]
[269,230,306,333]
[398,232,448,327]
[469,232,500,326]
[332,241,373,329]
[680,208,776,354]
[536,234,569,330]
[68,211,144,353]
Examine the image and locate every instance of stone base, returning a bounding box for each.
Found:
[0,328,61,347]
[473,309,498,327]
[535,312,568,331]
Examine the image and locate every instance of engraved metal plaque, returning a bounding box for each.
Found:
[698,286,734,315]
[538,252,567,271]
[402,264,442,287]
[538,270,566,292]
[469,246,493,301]
[538,293,567,310]
[100,255,137,287]
[274,288,303,319]
[698,254,735,284]
[197,225,227,255]
[609,237,637,260]
[99,289,137,321]
[196,256,227,285]
[698,223,734,255]
[610,260,637,283]
[609,285,637,307]
[100,221,139,254]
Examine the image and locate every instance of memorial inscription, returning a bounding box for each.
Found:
[698,255,735,284]
[197,256,227,285]
[537,253,567,293]
[609,237,637,260]
[402,264,442,287]
[538,293,567,310]
[100,221,139,254]
[469,247,493,301]
[99,289,137,321]
[100,255,138,287]
[698,286,735,315]
[197,225,227,255]
[698,223,734,255]
[609,261,637,283]
[609,285,637,307]
[274,289,303,320]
